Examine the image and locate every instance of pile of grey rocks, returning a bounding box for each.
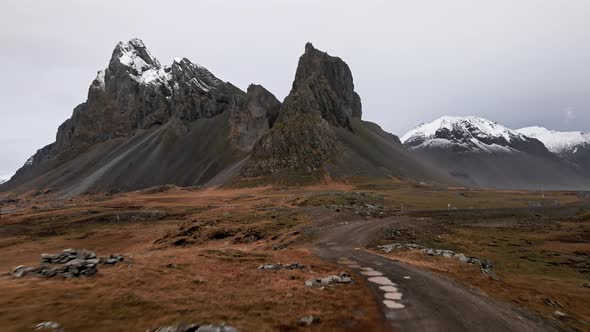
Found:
[146,324,238,332]
[11,249,125,279]
[258,262,307,271]
[305,272,352,288]
[378,243,497,280]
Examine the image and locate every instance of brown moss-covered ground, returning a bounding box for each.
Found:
[1,180,588,331]
[0,185,384,332]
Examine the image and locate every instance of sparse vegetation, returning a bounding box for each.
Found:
[1,183,588,331]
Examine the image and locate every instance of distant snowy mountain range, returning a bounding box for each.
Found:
[401,116,590,189]
[401,116,546,154]
[402,116,590,157]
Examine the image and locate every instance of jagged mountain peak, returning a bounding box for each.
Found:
[280,43,362,128]
[401,116,546,154]
[110,38,161,74]
[517,126,590,154]
[105,40,224,94]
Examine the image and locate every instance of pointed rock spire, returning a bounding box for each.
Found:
[281,42,362,129]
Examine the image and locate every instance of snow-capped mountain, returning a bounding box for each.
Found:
[517,126,590,154]
[517,126,590,174]
[401,116,590,190]
[2,38,273,196]
[401,116,547,154]
[1,39,446,196]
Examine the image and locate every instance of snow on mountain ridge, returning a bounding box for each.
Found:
[517,126,590,154]
[111,39,221,92]
[401,116,524,143]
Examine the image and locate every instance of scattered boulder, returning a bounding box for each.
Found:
[147,324,238,332]
[12,265,35,278]
[298,315,321,326]
[258,262,307,271]
[305,272,352,288]
[34,321,64,332]
[480,259,498,280]
[103,254,125,265]
[379,243,425,252]
[378,243,497,279]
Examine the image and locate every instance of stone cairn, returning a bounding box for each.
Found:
[11,249,125,279]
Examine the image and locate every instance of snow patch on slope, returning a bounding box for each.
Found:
[517,126,590,154]
[141,66,172,85]
[114,39,220,92]
[115,39,171,87]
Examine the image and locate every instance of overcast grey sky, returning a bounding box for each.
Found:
[1,0,590,179]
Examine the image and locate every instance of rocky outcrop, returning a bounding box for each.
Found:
[229,84,281,151]
[240,43,452,185]
[241,43,361,181]
[242,113,338,180]
[279,42,362,129]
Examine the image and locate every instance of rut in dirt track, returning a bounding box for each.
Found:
[311,217,558,332]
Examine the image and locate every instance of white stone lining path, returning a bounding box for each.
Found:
[337,257,406,310]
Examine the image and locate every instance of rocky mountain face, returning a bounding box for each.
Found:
[402,116,590,189]
[241,43,447,184]
[229,84,281,151]
[3,39,278,196]
[242,43,350,180]
[5,39,588,194]
[2,40,451,195]
[55,38,246,157]
[278,43,362,128]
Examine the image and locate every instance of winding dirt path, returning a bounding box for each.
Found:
[311,218,557,332]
